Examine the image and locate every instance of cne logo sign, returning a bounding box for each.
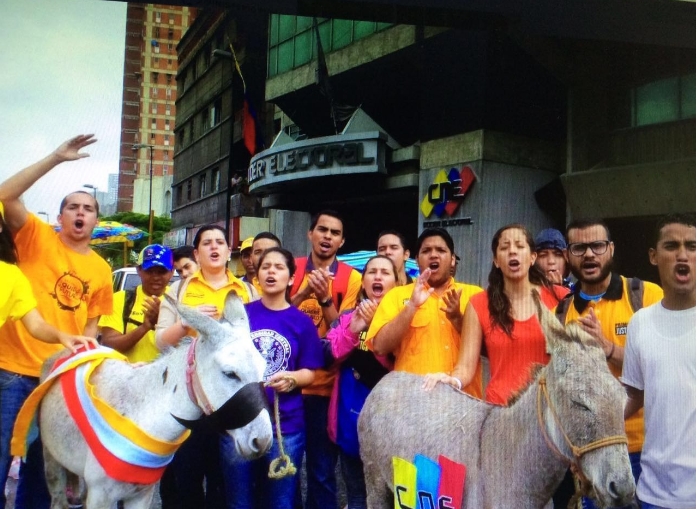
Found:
[392,454,466,509]
[420,166,475,219]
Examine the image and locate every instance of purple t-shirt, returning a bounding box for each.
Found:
[245,300,324,434]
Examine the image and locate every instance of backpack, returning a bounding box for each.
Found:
[290,256,353,310]
[555,276,644,324]
[121,289,141,331]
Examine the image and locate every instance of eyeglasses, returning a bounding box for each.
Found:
[568,241,611,257]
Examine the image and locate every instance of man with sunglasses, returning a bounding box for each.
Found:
[560,219,663,509]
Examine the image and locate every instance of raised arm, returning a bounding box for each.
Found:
[0,134,96,232]
[371,270,433,356]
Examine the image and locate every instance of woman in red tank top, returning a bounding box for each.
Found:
[423,224,568,405]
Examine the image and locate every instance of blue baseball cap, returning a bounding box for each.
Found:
[534,229,567,252]
[138,244,174,271]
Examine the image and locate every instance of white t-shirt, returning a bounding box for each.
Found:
[622,302,696,508]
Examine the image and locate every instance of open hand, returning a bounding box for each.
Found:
[54,134,97,162]
[58,333,99,354]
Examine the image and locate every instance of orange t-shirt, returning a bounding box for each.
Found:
[0,215,113,377]
[470,285,568,405]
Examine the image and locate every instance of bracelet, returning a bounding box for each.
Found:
[451,376,462,391]
[606,343,616,360]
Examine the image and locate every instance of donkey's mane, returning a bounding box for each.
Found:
[505,363,545,406]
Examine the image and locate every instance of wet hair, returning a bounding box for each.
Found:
[415,228,454,255]
[566,219,611,242]
[59,191,100,216]
[253,231,281,246]
[653,213,696,247]
[358,255,399,301]
[193,225,228,249]
[257,247,296,303]
[377,229,409,252]
[0,216,18,264]
[309,209,344,235]
[173,245,195,262]
[487,224,554,336]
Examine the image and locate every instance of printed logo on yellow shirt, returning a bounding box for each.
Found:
[298,297,323,328]
[615,322,628,336]
[51,272,89,311]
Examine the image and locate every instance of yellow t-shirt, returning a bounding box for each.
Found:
[563,273,663,453]
[294,260,362,396]
[0,215,113,377]
[98,286,166,363]
[180,269,253,314]
[0,262,37,328]
[367,279,484,399]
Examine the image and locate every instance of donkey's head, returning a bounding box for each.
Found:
[536,296,635,508]
[175,292,273,459]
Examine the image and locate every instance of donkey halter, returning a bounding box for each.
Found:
[185,336,215,414]
[536,376,627,488]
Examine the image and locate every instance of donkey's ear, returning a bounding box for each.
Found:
[533,290,571,354]
[220,291,250,332]
[171,297,223,340]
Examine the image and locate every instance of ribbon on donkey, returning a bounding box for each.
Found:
[12,345,189,484]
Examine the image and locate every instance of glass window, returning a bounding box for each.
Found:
[278,40,294,74]
[354,21,375,40]
[296,16,312,31]
[636,77,679,126]
[268,47,278,77]
[680,73,695,118]
[279,15,296,42]
[269,14,279,46]
[295,30,312,67]
[332,19,353,50]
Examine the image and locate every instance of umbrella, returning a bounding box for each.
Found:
[53,221,146,245]
[337,250,420,279]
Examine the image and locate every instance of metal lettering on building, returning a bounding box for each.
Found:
[248,132,386,192]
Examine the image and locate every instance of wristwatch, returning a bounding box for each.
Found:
[319,297,333,308]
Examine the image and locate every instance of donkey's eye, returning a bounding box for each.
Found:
[224,371,240,382]
[572,400,591,412]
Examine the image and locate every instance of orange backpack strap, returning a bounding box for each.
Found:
[331,261,353,310]
[290,256,308,298]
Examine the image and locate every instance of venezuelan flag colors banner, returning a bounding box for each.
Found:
[393,454,467,509]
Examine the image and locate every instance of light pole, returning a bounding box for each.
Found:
[37,211,49,223]
[82,184,97,197]
[132,143,155,244]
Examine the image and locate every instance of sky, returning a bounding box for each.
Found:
[0,0,127,224]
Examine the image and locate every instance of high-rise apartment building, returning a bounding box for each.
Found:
[116,3,195,215]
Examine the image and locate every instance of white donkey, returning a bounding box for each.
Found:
[359,295,636,509]
[35,292,273,509]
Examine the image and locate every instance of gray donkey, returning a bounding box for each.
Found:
[358,296,635,509]
[37,292,273,509]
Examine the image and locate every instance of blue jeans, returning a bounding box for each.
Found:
[340,450,367,509]
[640,503,670,509]
[303,395,338,509]
[0,369,50,509]
[582,451,641,509]
[221,430,305,509]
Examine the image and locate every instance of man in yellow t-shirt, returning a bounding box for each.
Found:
[367,228,484,398]
[560,219,663,509]
[100,245,174,363]
[0,134,113,508]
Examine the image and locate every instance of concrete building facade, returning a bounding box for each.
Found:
[168,7,694,285]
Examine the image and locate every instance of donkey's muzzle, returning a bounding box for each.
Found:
[172,382,269,433]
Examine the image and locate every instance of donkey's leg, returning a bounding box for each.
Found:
[120,485,156,509]
[364,469,392,509]
[43,446,69,509]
